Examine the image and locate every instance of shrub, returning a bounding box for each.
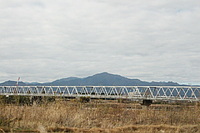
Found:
[0,95,32,105]
[79,97,90,103]
[0,116,10,127]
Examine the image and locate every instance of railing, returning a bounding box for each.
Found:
[0,86,200,101]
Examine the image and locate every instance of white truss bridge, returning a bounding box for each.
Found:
[0,86,200,101]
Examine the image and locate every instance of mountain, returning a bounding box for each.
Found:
[0,80,27,86]
[53,77,79,83]
[47,77,80,86]
[26,82,42,86]
[76,72,149,86]
[0,72,180,86]
[150,81,180,86]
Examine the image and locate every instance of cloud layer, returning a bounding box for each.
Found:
[0,0,200,84]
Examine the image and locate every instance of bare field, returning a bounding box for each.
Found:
[0,99,200,132]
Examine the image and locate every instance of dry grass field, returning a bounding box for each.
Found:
[0,98,200,133]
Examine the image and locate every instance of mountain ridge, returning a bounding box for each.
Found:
[0,72,181,86]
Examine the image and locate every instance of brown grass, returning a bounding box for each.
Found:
[0,100,200,132]
[46,125,200,133]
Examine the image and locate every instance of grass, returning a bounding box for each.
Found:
[0,99,200,132]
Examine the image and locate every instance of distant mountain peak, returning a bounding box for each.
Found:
[98,72,111,74]
[54,77,79,82]
[0,72,182,86]
[92,72,124,77]
[93,72,111,76]
[0,80,26,86]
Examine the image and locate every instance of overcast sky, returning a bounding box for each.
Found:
[0,0,200,84]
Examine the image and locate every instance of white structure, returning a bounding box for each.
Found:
[0,86,199,101]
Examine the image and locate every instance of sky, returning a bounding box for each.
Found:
[0,0,200,85]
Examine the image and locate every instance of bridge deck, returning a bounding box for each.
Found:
[0,86,200,101]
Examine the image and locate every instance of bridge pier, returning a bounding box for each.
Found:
[141,100,152,106]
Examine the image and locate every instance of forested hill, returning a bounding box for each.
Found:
[0,72,180,86]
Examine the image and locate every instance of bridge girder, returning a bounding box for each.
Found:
[0,86,199,102]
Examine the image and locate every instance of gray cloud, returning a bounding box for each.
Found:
[0,0,200,84]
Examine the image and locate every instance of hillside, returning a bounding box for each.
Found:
[0,72,180,86]
[0,80,26,86]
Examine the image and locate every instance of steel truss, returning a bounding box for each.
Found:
[0,86,200,101]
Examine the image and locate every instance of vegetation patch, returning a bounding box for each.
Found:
[0,99,200,132]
